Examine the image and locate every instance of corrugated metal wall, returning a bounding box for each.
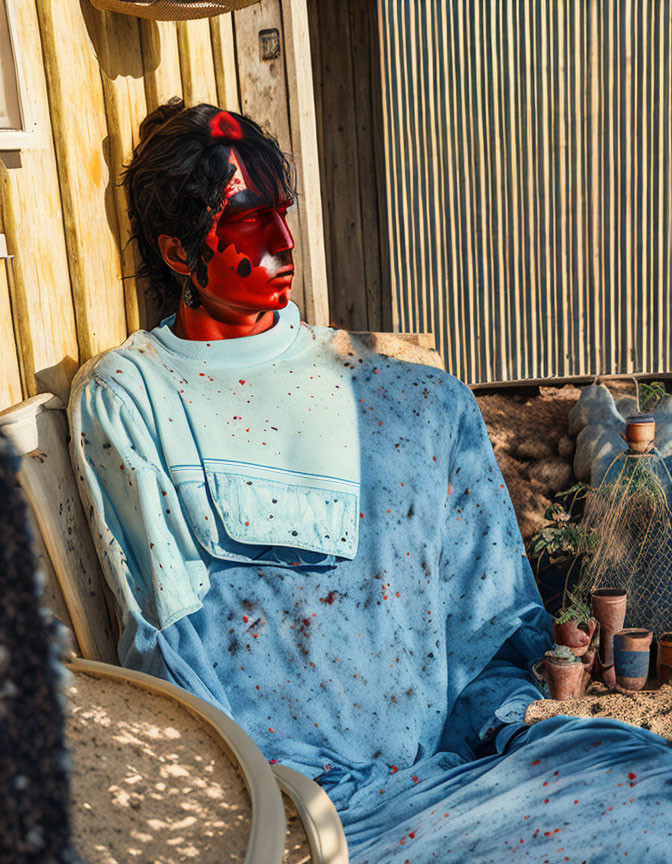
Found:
[379,0,672,383]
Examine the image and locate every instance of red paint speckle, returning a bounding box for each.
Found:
[432,455,437,462]
[544,798,549,804]
[242,616,248,623]
[628,772,637,780]
[239,379,246,385]
[390,765,398,774]
[531,760,541,766]
[411,775,419,784]
[269,727,274,733]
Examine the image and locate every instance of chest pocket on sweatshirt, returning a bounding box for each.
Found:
[175,472,345,570]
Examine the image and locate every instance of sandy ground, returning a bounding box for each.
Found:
[66,670,310,864]
[525,685,672,741]
[475,384,582,539]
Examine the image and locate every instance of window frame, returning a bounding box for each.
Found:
[0,0,37,151]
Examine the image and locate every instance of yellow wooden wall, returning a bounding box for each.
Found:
[0,0,325,411]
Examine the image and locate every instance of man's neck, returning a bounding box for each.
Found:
[172,303,276,340]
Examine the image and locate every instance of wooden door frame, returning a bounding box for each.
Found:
[280,0,329,326]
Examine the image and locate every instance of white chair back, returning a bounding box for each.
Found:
[0,393,119,663]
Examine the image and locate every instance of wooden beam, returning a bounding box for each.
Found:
[0,257,22,409]
[177,18,218,106]
[210,13,240,110]
[1,0,78,402]
[140,19,183,112]
[235,0,305,315]
[37,0,126,365]
[281,0,329,325]
[86,9,155,333]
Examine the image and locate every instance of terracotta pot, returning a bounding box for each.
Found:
[553,617,597,657]
[581,648,597,676]
[624,414,655,453]
[542,658,588,701]
[591,588,627,670]
[613,628,653,691]
[657,632,672,685]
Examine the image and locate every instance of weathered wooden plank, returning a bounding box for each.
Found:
[310,0,389,332]
[235,0,290,147]
[303,0,362,329]
[85,8,155,334]
[0,258,22,410]
[0,0,78,404]
[36,0,126,365]
[177,18,218,106]
[141,19,183,112]
[235,0,304,316]
[281,0,328,326]
[210,13,240,110]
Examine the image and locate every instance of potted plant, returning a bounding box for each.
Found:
[553,592,597,657]
[528,487,595,613]
[535,644,589,701]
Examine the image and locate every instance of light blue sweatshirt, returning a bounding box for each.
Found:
[69,305,672,863]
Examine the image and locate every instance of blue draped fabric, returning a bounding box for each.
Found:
[69,319,672,862]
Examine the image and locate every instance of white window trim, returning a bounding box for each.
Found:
[0,0,38,150]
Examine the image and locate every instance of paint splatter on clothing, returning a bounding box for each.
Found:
[69,310,672,862]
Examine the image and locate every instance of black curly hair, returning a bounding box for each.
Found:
[122,98,296,305]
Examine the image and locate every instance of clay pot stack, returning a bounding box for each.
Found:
[658,633,672,684]
[590,588,628,688]
[547,588,665,695]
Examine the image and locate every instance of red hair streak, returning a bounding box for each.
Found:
[210,111,243,142]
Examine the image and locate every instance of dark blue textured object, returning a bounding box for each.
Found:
[614,647,651,676]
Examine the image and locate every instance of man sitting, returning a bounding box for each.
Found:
[69,98,672,863]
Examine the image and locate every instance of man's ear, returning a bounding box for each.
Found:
[158,234,191,276]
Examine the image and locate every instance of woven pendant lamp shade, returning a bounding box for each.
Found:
[89,0,259,20]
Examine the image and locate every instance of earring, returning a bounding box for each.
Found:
[183,280,200,309]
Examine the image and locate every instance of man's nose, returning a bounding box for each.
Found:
[267,209,294,254]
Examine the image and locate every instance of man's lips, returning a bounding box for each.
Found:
[269,266,294,281]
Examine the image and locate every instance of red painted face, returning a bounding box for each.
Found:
[193,149,294,318]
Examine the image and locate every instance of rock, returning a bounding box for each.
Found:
[528,457,573,495]
[615,395,639,419]
[654,414,672,458]
[573,422,626,484]
[652,395,672,417]
[557,434,575,458]
[567,384,623,436]
[515,438,554,460]
[539,384,583,402]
